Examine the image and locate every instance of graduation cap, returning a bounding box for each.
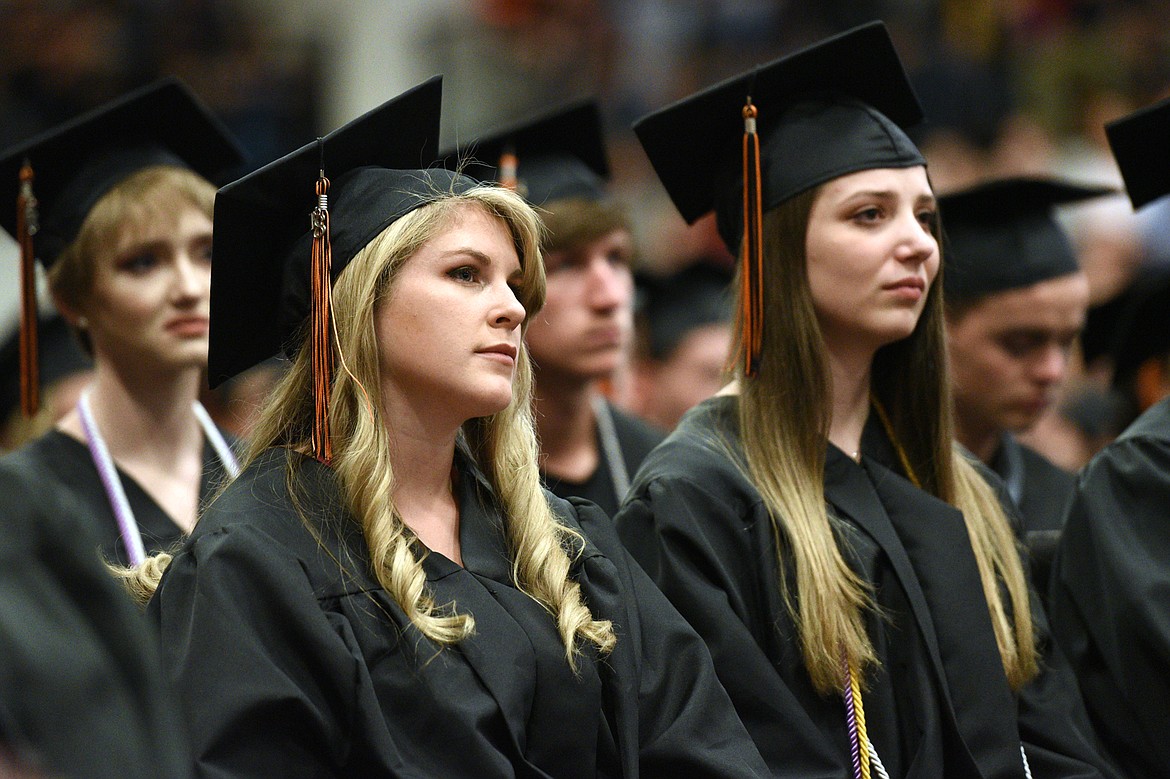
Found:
[445,100,609,206]
[209,75,479,462]
[633,20,925,375]
[637,260,734,360]
[0,77,245,418]
[1110,270,1170,395]
[939,177,1115,301]
[1105,96,1170,210]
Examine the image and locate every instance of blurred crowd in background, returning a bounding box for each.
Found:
[3,0,1170,468]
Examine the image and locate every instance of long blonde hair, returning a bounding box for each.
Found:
[733,186,1037,696]
[248,185,615,667]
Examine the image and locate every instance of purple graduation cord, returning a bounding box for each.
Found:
[77,390,240,565]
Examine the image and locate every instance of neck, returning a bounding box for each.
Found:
[385,418,460,565]
[62,362,205,460]
[533,376,600,481]
[826,343,874,459]
[953,408,1002,463]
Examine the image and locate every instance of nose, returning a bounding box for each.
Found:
[586,254,631,310]
[895,211,938,264]
[172,253,210,305]
[1031,344,1067,386]
[493,282,526,329]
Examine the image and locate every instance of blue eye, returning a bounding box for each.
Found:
[119,253,158,274]
[450,266,477,283]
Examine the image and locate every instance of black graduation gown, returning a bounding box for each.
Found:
[543,401,664,518]
[615,396,1111,779]
[989,434,1076,601]
[0,429,231,565]
[1049,395,1170,779]
[148,446,768,778]
[0,474,192,778]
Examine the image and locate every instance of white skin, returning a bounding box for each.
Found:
[635,322,733,430]
[525,227,635,482]
[947,272,1090,463]
[375,203,526,565]
[56,203,214,533]
[721,166,940,460]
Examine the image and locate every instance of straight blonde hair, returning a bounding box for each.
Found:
[733,187,1037,695]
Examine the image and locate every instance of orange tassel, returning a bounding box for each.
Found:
[498,147,519,191]
[17,159,39,418]
[741,99,764,377]
[310,172,334,464]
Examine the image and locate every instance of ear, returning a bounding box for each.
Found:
[50,291,86,330]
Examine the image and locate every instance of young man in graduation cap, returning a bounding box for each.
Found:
[1049,96,1170,779]
[451,100,663,518]
[940,177,1113,547]
[629,258,734,431]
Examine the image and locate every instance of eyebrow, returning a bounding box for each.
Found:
[440,247,524,278]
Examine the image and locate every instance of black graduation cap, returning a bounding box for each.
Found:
[633,20,924,255]
[938,177,1114,300]
[0,77,246,269]
[637,260,734,360]
[1110,270,1170,393]
[445,100,609,206]
[208,75,478,391]
[1105,96,1170,210]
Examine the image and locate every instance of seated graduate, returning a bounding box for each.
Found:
[0,474,191,778]
[448,101,664,518]
[615,21,1116,779]
[0,79,245,565]
[139,77,768,778]
[1049,94,1170,779]
[938,177,1113,597]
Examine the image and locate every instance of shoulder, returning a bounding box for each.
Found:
[0,430,82,480]
[606,402,666,454]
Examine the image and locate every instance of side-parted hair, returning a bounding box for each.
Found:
[48,165,216,354]
[732,186,1038,695]
[246,185,615,668]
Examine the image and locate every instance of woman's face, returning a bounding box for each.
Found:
[83,202,213,374]
[805,165,939,353]
[375,203,526,429]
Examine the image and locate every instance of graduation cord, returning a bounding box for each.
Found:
[591,393,630,504]
[77,390,240,565]
[842,647,876,779]
[870,398,1034,779]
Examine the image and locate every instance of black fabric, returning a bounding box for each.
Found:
[616,395,1116,778]
[148,445,768,778]
[542,401,664,518]
[0,314,91,424]
[0,428,232,565]
[207,76,477,386]
[939,177,1112,300]
[0,469,192,778]
[635,261,734,360]
[445,99,609,206]
[0,77,244,269]
[1106,95,1170,210]
[1050,395,1170,778]
[632,21,924,254]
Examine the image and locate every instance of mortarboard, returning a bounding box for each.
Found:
[1105,96,1170,210]
[1110,270,1170,393]
[444,100,609,206]
[637,261,734,360]
[939,177,1115,301]
[208,75,479,462]
[0,77,245,418]
[632,20,925,375]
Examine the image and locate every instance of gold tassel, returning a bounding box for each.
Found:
[310,170,334,464]
[741,99,763,377]
[17,159,39,418]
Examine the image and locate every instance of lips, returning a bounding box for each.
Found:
[166,316,210,336]
[479,343,518,361]
[885,276,926,291]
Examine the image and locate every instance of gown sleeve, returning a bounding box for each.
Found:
[566,496,770,778]
[149,522,399,779]
[615,474,845,777]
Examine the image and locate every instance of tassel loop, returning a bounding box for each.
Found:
[17,159,40,417]
[741,99,764,377]
[309,170,334,464]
